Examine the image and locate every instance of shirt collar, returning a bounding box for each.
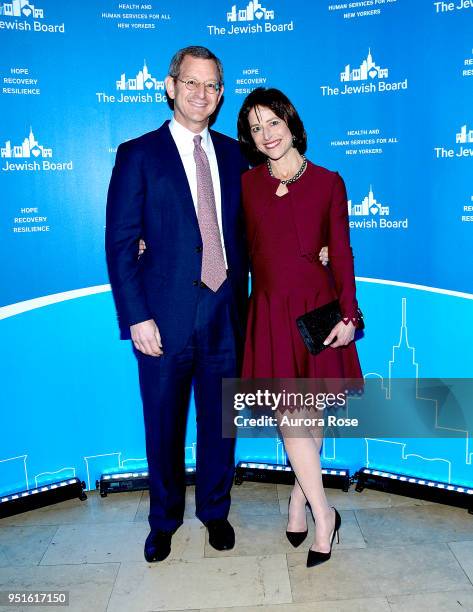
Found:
[169,116,211,151]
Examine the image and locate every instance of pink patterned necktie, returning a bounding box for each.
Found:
[193,134,226,292]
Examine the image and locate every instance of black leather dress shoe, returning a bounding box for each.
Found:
[205,519,235,551]
[144,529,173,562]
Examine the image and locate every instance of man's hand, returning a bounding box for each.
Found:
[131,319,163,356]
[319,246,329,266]
[138,239,146,258]
[323,320,355,348]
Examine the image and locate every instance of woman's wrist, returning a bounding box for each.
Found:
[341,308,363,328]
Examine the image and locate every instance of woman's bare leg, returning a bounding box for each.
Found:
[287,478,307,532]
[281,424,336,552]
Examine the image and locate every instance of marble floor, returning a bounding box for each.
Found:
[1,483,473,612]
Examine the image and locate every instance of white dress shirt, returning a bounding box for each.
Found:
[168,116,227,266]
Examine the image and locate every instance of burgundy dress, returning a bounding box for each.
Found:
[241,160,362,379]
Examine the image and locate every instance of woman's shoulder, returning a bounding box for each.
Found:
[242,162,267,186]
[306,160,343,184]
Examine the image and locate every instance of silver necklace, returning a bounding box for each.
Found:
[267,155,307,185]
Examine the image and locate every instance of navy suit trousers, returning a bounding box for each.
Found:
[135,280,238,532]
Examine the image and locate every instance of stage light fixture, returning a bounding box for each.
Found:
[0,478,86,519]
[97,466,196,497]
[355,467,473,513]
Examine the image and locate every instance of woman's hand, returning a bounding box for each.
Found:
[319,246,329,266]
[323,320,355,348]
[138,239,146,257]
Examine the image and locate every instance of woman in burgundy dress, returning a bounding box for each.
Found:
[237,88,362,568]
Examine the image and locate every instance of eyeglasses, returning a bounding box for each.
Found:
[176,77,222,94]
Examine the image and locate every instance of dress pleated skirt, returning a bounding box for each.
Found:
[242,288,362,379]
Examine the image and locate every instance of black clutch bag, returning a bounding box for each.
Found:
[296,300,364,356]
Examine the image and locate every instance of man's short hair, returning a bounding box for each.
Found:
[168,46,224,84]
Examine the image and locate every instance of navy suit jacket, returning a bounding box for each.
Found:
[105,120,249,354]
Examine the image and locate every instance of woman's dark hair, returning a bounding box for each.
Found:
[237,87,307,166]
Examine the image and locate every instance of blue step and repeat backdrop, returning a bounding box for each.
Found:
[1,0,473,495]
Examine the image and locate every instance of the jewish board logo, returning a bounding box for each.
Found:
[207,1,294,36]
[321,49,408,96]
[348,186,408,229]
[1,127,72,172]
[0,0,42,18]
[96,60,167,104]
[228,0,274,20]
[434,0,473,14]
[341,49,388,82]
[0,0,65,32]
[434,124,473,158]
[456,125,473,143]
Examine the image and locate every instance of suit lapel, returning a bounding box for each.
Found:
[156,121,199,231]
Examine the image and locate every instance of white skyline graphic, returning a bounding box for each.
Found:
[34,467,76,488]
[83,452,147,491]
[116,60,165,92]
[322,298,473,483]
[227,0,274,22]
[348,185,390,216]
[387,297,418,392]
[456,125,473,144]
[362,298,471,482]
[0,455,28,496]
[276,437,288,465]
[1,127,52,159]
[2,303,472,498]
[0,0,43,18]
[83,446,196,490]
[340,49,388,83]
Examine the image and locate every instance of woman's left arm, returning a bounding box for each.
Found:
[324,172,359,347]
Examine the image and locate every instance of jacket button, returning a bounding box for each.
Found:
[193,280,198,286]
[199,281,206,288]
[196,246,203,253]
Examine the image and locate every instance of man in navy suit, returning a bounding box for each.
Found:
[105,46,248,562]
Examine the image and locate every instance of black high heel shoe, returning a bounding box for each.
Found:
[286,496,308,548]
[306,506,341,568]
